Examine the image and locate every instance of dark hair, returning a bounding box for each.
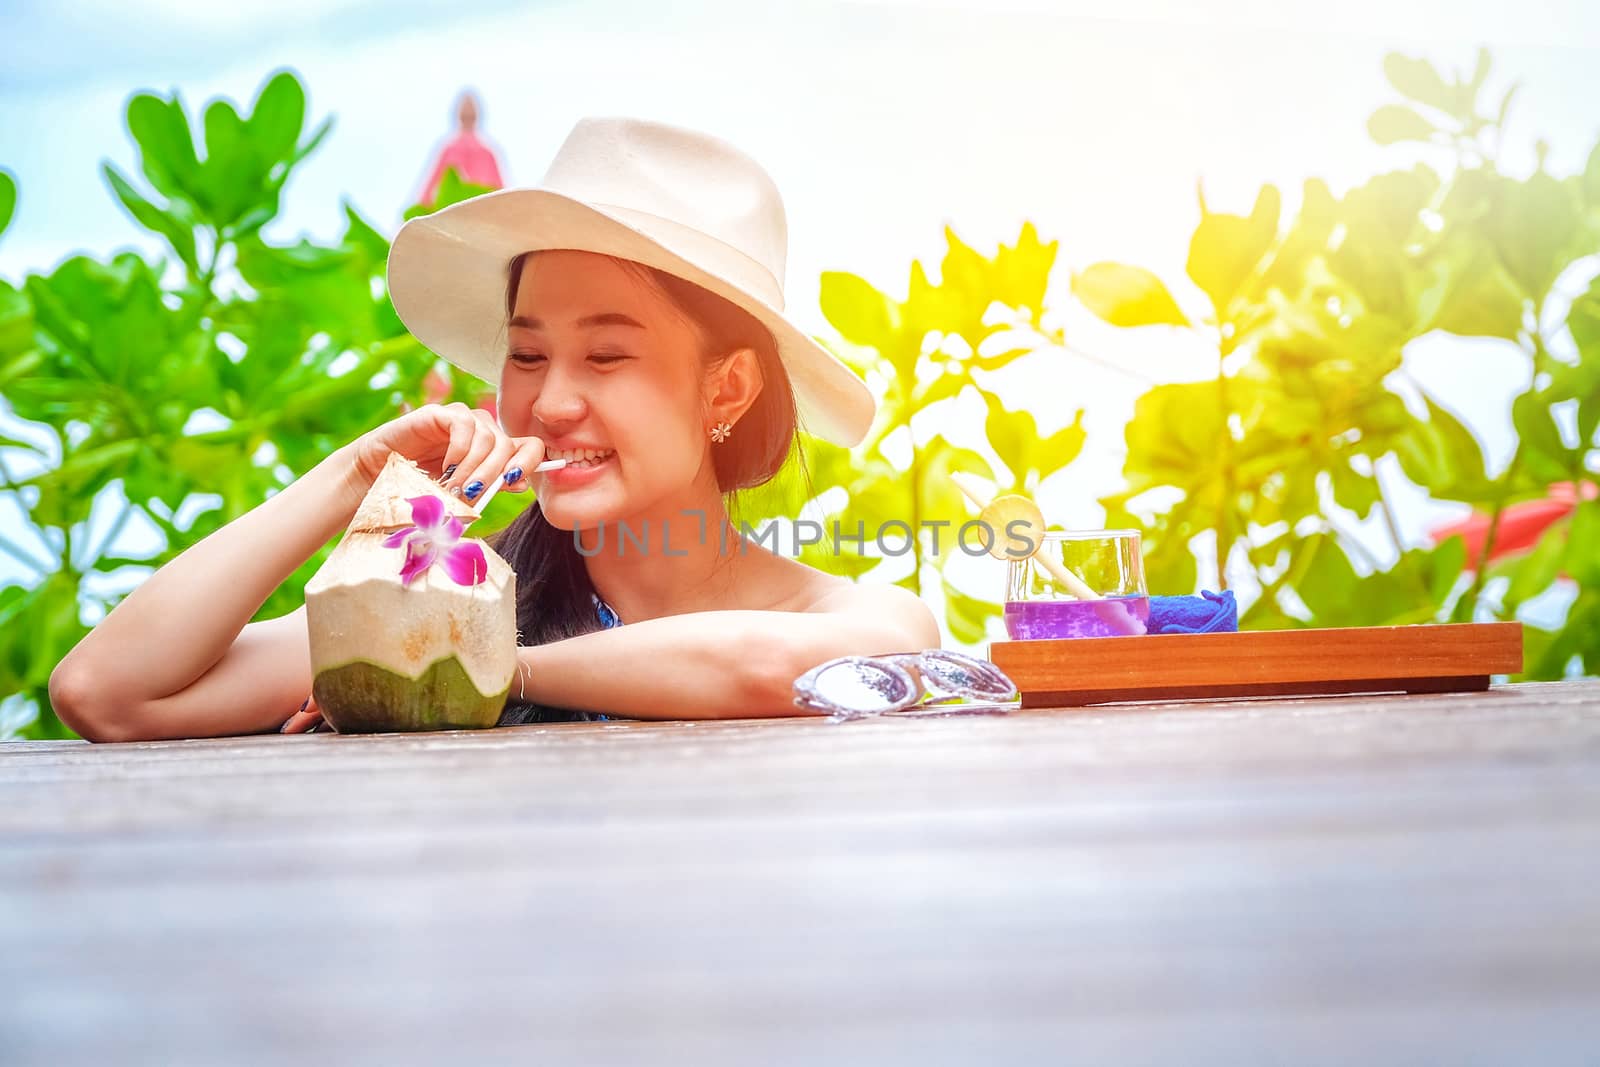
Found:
[489,251,801,723]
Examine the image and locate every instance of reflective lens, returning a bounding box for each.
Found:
[794,651,1017,719]
[795,657,917,717]
[917,651,1016,700]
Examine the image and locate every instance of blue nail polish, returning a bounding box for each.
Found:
[503,467,523,485]
[465,480,485,500]
[443,463,458,477]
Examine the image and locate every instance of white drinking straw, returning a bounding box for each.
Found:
[468,457,567,515]
[948,472,1099,600]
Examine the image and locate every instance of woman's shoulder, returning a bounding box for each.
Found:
[733,539,847,608]
[753,546,935,627]
[802,573,929,617]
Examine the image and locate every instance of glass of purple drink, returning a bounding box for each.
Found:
[1003,530,1149,640]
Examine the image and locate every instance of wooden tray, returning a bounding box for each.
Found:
[988,622,1523,708]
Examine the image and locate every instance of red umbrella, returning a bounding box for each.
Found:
[1430,481,1593,567]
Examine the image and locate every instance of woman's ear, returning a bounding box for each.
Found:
[705,347,764,428]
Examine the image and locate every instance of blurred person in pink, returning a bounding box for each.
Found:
[417,90,505,204]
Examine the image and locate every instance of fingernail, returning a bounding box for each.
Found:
[465,480,485,500]
[443,463,458,479]
[299,699,309,713]
[502,467,523,485]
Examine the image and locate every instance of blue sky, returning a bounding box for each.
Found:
[1,0,1597,632]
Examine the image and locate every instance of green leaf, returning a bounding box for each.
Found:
[1428,535,1466,606]
[966,345,1036,373]
[1548,358,1600,448]
[1504,519,1570,610]
[1571,269,1600,361]
[1368,104,1437,145]
[798,535,880,581]
[1484,171,1586,301]
[1566,501,1600,587]
[0,168,15,240]
[1494,84,1520,135]
[1260,178,1337,294]
[1330,460,1381,520]
[903,259,959,337]
[1393,391,1494,501]
[1573,591,1600,678]
[938,225,994,337]
[1123,378,1230,489]
[1072,262,1189,327]
[1550,284,1600,447]
[228,204,277,241]
[1418,238,1526,341]
[125,92,202,206]
[917,435,995,531]
[102,163,199,272]
[289,116,334,169]
[990,221,1058,316]
[1329,167,1438,322]
[909,370,967,409]
[1383,53,1457,114]
[24,261,95,356]
[1036,412,1087,478]
[248,71,306,166]
[1296,536,1360,621]
[983,396,1039,486]
[404,167,494,219]
[0,279,29,360]
[843,466,915,528]
[1512,390,1574,484]
[942,580,997,646]
[341,201,391,265]
[820,271,894,347]
[1583,139,1600,211]
[1525,604,1600,679]
[233,234,381,347]
[1186,184,1280,320]
[201,98,255,226]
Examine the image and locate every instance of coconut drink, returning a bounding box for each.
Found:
[304,453,518,732]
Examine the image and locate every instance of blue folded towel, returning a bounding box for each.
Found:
[1147,590,1238,634]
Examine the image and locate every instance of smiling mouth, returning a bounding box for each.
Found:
[547,448,615,470]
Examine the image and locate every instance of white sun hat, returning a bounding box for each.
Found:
[386,115,876,447]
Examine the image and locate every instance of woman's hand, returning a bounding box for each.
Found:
[347,403,545,502]
[280,692,326,733]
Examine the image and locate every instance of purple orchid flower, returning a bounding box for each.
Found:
[382,495,488,588]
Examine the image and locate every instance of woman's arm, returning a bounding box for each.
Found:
[48,403,544,742]
[518,584,940,720]
[47,442,372,741]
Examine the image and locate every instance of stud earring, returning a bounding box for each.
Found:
[710,421,733,443]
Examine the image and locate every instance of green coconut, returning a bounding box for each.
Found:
[304,453,519,732]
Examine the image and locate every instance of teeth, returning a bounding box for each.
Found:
[553,448,613,467]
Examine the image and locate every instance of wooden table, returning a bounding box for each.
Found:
[4,682,1599,1065]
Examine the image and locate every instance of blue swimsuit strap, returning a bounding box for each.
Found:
[590,595,621,722]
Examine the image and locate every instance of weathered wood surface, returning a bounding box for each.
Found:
[3,681,1599,1066]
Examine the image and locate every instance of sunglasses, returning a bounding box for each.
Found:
[793,649,1018,720]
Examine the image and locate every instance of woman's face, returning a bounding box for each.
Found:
[498,250,713,530]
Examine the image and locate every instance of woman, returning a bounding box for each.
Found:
[49,116,939,741]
